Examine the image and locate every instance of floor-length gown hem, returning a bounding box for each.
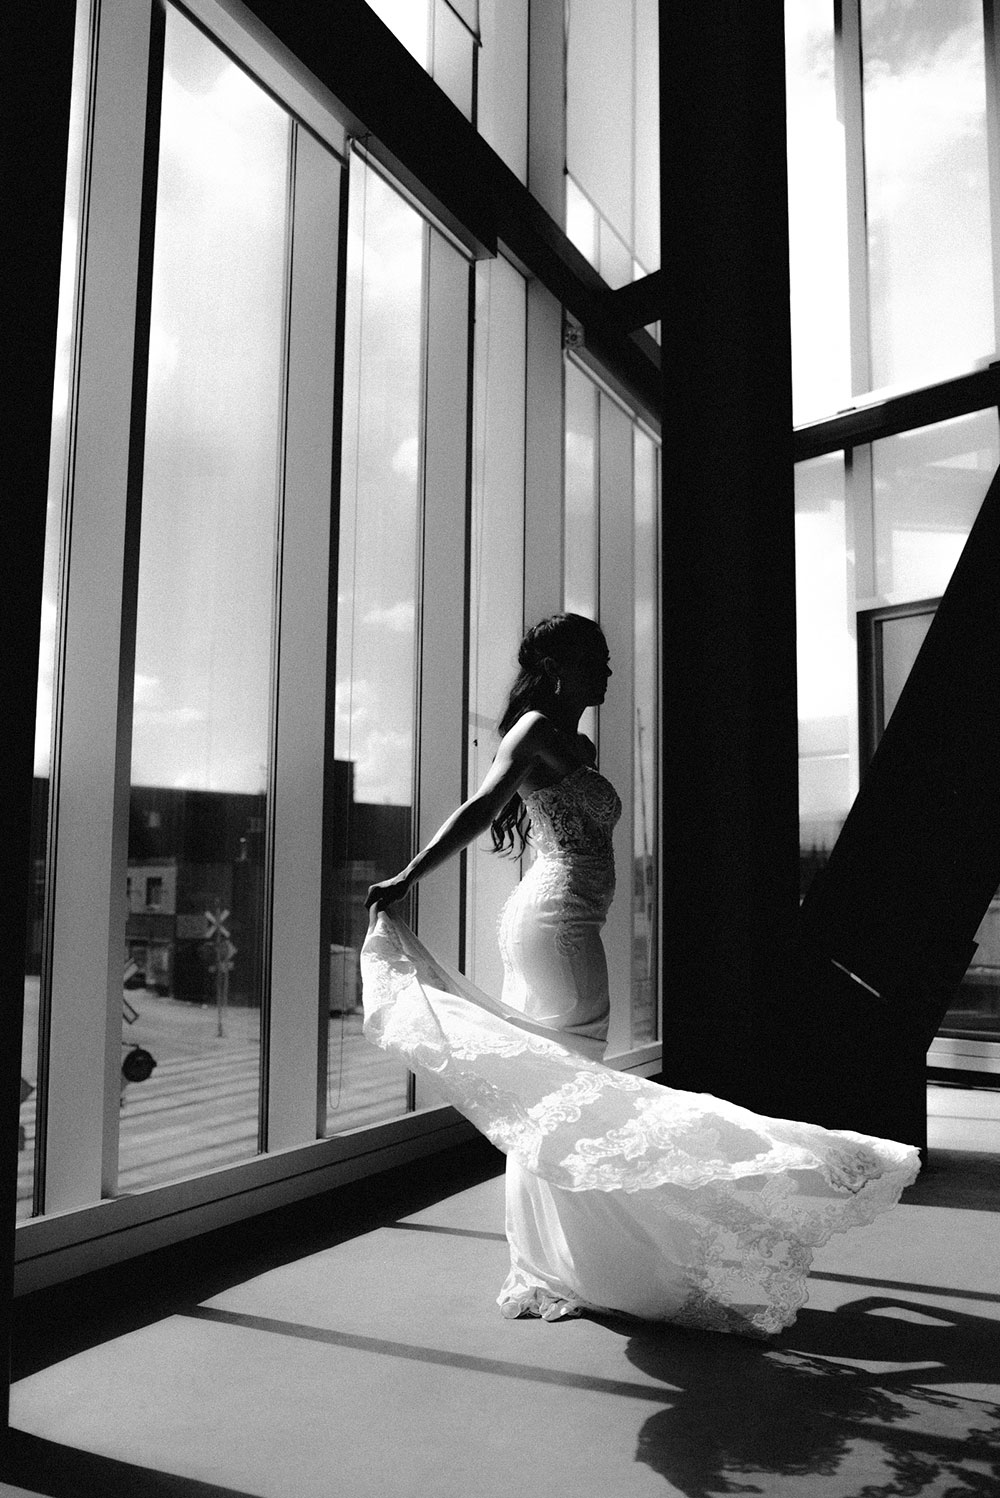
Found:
[360,768,919,1336]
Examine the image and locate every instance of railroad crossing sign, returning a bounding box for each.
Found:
[205,906,237,1035]
[205,907,231,940]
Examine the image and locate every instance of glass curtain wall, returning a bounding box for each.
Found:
[17,0,663,1249]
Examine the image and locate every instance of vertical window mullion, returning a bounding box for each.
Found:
[465,257,527,993]
[413,230,472,971]
[595,393,635,1059]
[264,129,342,1151]
[42,0,155,1214]
[522,283,564,624]
[846,442,874,809]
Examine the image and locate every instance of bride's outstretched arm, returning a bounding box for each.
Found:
[364,713,551,914]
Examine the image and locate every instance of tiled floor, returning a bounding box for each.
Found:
[4,1086,998,1498]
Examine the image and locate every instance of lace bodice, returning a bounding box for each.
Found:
[523,766,621,911]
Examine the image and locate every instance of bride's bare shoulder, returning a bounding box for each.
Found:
[502,710,559,757]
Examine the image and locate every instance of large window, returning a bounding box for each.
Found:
[795,412,1000,1040]
[796,412,999,884]
[789,0,1000,1057]
[16,0,662,1282]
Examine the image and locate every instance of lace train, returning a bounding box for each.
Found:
[361,914,920,1336]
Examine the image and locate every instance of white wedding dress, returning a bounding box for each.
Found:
[361,765,920,1336]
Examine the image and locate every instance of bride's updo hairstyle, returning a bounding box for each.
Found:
[490,613,607,855]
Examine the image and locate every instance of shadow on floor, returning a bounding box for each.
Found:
[9,1136,505,1384]
[905,1149,1000,1211]
[603,1295,1000,1497]
[1,1429,261,1498]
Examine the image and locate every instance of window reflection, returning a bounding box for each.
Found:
[119,10,289,1191]
[328,157,426,1131]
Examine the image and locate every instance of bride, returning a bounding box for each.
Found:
[362,613,919,1334]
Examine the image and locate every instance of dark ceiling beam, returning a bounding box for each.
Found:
[599,271,664,332]
[239,0,662,415]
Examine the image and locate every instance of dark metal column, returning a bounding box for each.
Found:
[2,0,78,1435]
[657,2,800,1109]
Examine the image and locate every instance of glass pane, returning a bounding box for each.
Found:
[599,219,634,292]
[564,361,598,619]
[862,0,995,390]
[433,0,474,120]
[476,0,527,181]
[466,257,526,993]
[795,452,853,899]
[784,0,851,423]
[566,0,633,245]
[872,410,1000,602]
[632,429,659,1044]
[633,0,659,274]
[328,158,426,1132]
[870,605,999,1036]
[119,11,289,1191]
[880,612,932,730]
[565,176,598,269]
[20,9,92,1220]
[365,0,430,68]
[959,899,1000,1034]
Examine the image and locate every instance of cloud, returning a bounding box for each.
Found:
[362,600,415,634]
[391,435,420,483]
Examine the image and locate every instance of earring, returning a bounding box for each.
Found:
[554,677,562,696]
